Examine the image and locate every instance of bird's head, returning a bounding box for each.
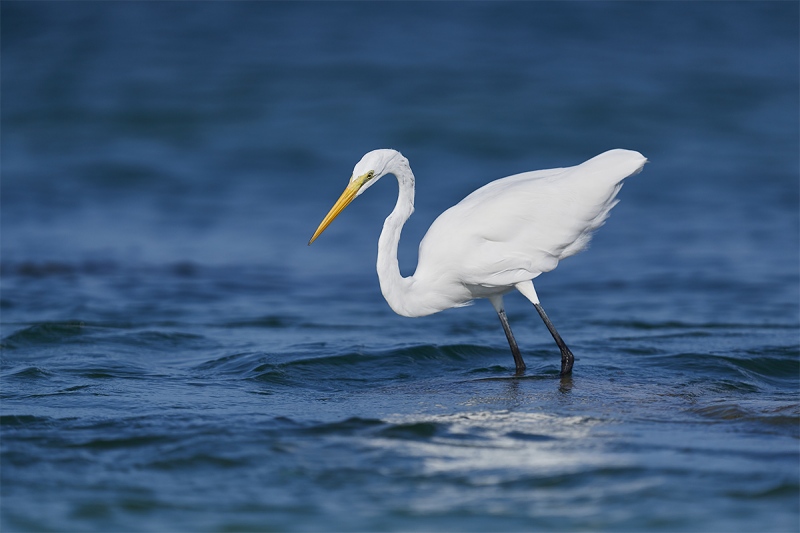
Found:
[308,149,404,245]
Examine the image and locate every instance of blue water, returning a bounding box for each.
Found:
[2,2,798,531]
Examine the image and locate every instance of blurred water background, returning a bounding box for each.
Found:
[1,2,798,532]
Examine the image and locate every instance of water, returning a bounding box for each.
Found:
[2,2,798,531]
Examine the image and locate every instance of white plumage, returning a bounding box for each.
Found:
[309,148,646,376]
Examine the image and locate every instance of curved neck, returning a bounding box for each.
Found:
[376,157,418,317]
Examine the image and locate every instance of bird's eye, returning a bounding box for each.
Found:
[367,171,375,180]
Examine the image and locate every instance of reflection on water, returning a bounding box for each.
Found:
[382,411,605,476]
[1,1,797,532]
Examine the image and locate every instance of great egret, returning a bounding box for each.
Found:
[309,149,646,376]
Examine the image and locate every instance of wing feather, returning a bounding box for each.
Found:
[414,149,646,289]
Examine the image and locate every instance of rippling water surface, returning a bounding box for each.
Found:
[2,2,798,532]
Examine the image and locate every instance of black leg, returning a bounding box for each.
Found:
[496,308,526,374]
[533,303,574,376]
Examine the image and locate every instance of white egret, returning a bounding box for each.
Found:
[309,149,646,376]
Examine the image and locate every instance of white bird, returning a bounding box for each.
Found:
[309,149,646,376]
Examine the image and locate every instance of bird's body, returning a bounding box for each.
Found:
[309,149,646,375]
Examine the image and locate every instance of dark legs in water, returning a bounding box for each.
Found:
[533,302,574,376]
[491,285,575,377]
[496,307,526,374]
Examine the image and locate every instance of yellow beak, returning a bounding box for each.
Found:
[308,181,360,245]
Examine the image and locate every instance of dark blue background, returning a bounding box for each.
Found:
[2,2,798,532]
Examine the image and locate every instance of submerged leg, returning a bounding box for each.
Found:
[515,281,575,376]
[489,295,526,374]
[534,303,574,376]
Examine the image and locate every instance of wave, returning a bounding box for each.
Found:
[2,320,213,352]
[193,344,512,385]
[0,414,55,427]
[691,403,800,428]
[641,347,799,387]
[1,321,93,348]
[597,319,798,331]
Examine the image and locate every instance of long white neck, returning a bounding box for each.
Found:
[376,157,420,317]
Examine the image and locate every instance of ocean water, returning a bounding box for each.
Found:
[1,2,798,532]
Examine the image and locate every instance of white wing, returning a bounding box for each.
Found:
[414,149,646,291]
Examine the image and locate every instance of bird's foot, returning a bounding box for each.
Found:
[559,347,574,376]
